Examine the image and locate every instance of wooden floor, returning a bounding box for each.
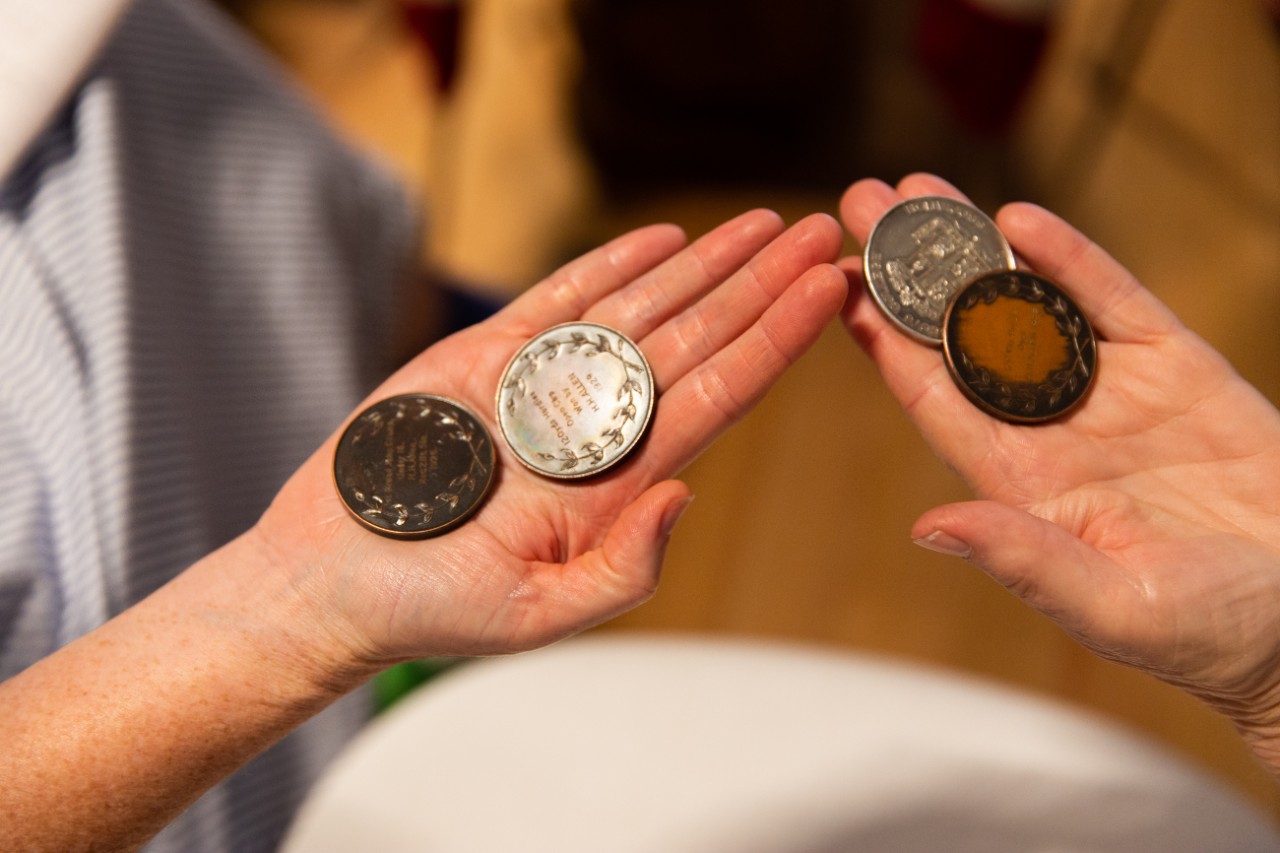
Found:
[226,0,1280,818]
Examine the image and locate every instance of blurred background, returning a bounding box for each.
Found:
[217,0,1280,818]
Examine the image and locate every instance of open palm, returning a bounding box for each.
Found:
[840,174,1280,768]
[255,210,845,665]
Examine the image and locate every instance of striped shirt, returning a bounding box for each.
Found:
[0,0,422,849]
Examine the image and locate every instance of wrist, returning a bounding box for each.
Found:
[216,525,383,702]
[0,526,380,850]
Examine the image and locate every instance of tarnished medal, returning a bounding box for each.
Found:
[942,270,1097,423]
[333,394,495,538]
[863,196,1016,344]
[496,322,655,478]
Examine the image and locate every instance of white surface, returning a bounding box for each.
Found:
[283,633,1280,852]
[0,0,130,180]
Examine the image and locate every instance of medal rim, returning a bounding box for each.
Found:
[494,321,656,480]
[332,392,496,539]
[863,195,1016,346]
[941,269,1098,424]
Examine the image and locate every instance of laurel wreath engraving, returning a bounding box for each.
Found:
[954,275,1094,417]
[503,329,646,471]
[347,397,490,529]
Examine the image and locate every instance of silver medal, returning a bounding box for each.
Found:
[863,196,1016,345]
[496,322,655,479]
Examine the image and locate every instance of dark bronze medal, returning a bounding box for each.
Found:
[333,394,495,538]
[942,270,1097,423]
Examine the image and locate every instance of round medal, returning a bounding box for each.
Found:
[942,270,1097,423]
[496,322,655,478]
[864,196,1016,345]
[333,394,495,537]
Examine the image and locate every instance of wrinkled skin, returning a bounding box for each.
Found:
[257,209,847,665]
[839,174,1280,775]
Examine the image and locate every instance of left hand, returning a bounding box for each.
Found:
[256,209,846,666]
[837,174,1280,772]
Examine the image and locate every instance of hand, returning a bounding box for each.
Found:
[258,210,845,665]
[839,174,1280,773]
[0,210,843,853]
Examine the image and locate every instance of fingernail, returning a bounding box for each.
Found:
[913,530,972,559]
[661,495,695,537]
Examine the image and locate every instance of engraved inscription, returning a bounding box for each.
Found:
[497,323,655,478]
[944,271,1096,422]
[955,299,1068,384]
[334,394,494,537]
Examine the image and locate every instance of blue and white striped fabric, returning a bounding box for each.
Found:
[0,0,423,849]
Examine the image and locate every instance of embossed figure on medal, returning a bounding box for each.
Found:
[864,196,1016,344]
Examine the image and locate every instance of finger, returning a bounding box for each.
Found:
[896,172,973,204]
[839,254,982,437]
[836,183,1000,454]
[501,223,688,334]
[584,209,787,340]
[836,178,909,348]
[637,261,847,477]
[911,500,1142,653]
[995,202,1181,344]
[640,213,844,392]
[838,178,901,246]
[837,173,975,258]
[597,479,693,602]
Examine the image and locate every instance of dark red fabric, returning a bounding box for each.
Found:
[915,0,1053,137]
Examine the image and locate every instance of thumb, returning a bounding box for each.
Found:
[594,480,694,609]
[523,481,693,648]
[911,501,1130,641]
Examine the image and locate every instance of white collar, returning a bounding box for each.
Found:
[0,0,132,180]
